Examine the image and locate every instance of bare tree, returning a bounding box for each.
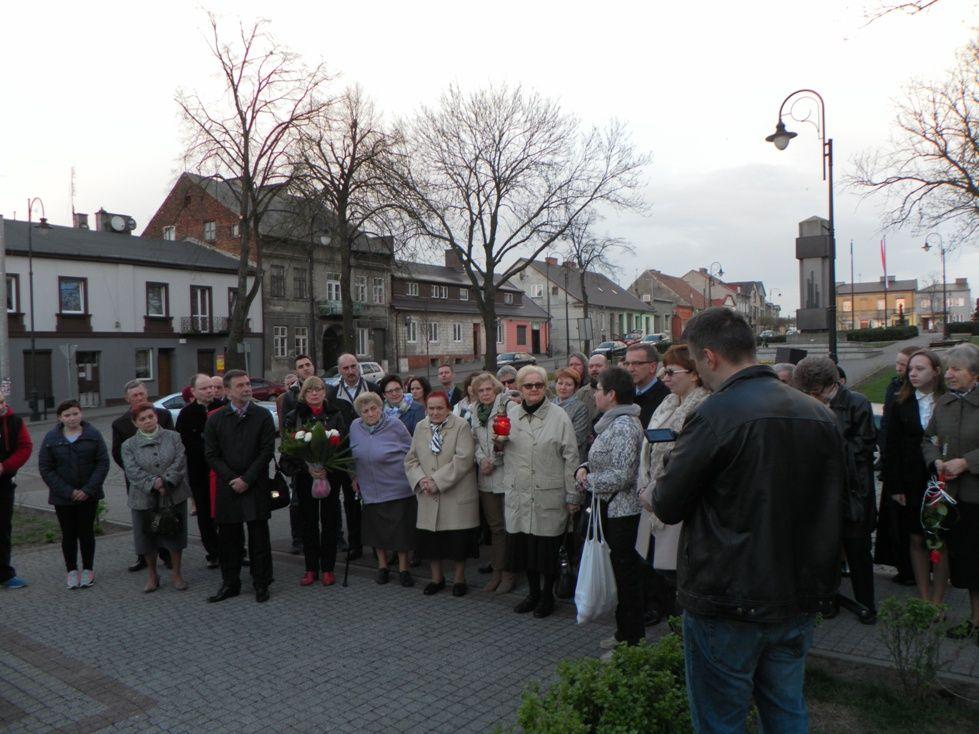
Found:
[176,14,332,369]
[560,211,634,353]
[851,41,978,243]
[862,0,943,24]
[294,86,398,353]
[386,83,649,369]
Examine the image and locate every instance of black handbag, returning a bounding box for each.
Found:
[143,491,183,537]
[269,459,291,511]
[555,530,577,600]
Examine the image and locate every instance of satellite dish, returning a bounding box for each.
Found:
[110,215,126,232]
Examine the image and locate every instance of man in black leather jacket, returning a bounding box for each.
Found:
[652,308,845,734]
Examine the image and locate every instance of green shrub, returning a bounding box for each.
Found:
[948,322,979,335]
[878,597,943,699]
[654,340,673,354]
[844,326,919,342]
[516,635,691,733]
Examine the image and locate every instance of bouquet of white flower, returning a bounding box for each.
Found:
[280,422,352,498]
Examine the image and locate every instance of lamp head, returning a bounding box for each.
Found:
[922,242,931,253]
[718,267,725,278]
[766,120,797,151]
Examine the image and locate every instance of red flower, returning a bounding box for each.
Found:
[328,434,341,447]
[930,550,942,565]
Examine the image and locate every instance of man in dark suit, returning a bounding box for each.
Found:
[437,363,463,407]
[111,379,173,572]
[625,344,670,427]
[204,370,276,603]
[175,373,220,569]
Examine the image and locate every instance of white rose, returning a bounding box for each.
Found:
[327,429,339,438]
[294,431,306,440]
[304,433,313,443]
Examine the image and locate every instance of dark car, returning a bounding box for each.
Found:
[591,340,629,361]
[249,377,285,400]
[497,352,538,370]
[622,330,644,346]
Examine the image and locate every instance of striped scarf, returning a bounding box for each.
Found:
[429,421,444,455]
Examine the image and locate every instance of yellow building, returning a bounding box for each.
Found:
[836,277,917,330]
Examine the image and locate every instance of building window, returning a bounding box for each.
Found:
[876,299,885,310]
[231,222,240,238]
[203,220,216,242]
[551,285,559,296]
[428,321,439,343]
[294,326,308,356]
[162,225,175,241]
[372,277,385,304]
[146,282,168,317]
[459,288,469,301]
[273,326,288,358]
[641,293,651,303]
[431,284,448,299]
[134,349,154,380]
[325,273,341,302]
[920,298,931,310]
[355,275,368,302]
[453,323,463,342]
[406,318,418,343]
[270,265,286,298]
[895,298,906,312]
[516,325,527,345]
[6,274,19,313]
[842,300,852,313]
[531,284,544,298]
[407,281,419,297]
[504,292,513,304]
[496,319,503,344]
[190,286,212,332]
[59,277,86,314]
[956,297,966,307]
[293,268,308,299]
[356,327,371,356]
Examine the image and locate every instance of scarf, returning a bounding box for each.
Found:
[429,420,445,455]
[594,403,641,434]
[522,399,545,415]
[476,401,494,427]
[951,384,977,398]
[366,415,387,435]
[138,426,161,440]
[384,398,410,420]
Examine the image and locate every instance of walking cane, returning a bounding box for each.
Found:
[342,483,362,588]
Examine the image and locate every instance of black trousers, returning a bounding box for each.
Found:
[843,532,876,611]
[0,481,14,583]
[297,477,340,574]
[338,473,362,549]
[600,506,645,646]
[189,475,219,559]
[217,519,272,589]
[55,503,97,572]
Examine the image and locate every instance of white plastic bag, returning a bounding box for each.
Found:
[575,493,618,624]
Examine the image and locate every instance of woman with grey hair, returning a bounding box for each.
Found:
[794,356,877,623]
[772,363,795,384]
[923,343,979,640]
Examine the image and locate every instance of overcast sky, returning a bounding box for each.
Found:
[1,1,975,312]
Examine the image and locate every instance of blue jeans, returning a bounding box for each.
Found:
[683,611,814,734]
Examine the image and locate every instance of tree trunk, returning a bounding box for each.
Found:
[338,219,355,356]
[580,270,591,354]
[481,282,498,371]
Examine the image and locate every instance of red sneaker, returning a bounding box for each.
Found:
[322,572,336,586]
[299,571,315,586]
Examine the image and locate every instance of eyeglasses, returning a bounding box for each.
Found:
[663,368,690,377]
[501,379,515,386]
[622,360,652,367]
[521,382,546,390]
[383,386,403,395]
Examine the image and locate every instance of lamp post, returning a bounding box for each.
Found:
[26,199,50,421]
[922,233,949,338]
[766,89,837,363]
[705,262,724,307]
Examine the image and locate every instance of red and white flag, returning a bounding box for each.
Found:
[880,238,888,288]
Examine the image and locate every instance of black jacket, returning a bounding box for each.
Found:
[652,365,845,622]
[38,422,110,506]
[830,386,877,531]
[175,401,211,485]
[282,400,349,484]
[635,379,670,427]
[878,375,903,459]
[204,402,276,523]
[882,392,930,502]
[329,379,381,424]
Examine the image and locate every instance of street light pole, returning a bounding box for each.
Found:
[705,261,723,308]
[766,89,838,363]
[923,234,948,338]
[26,198,48,421]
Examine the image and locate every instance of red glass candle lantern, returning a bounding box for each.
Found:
[492,414,511,438]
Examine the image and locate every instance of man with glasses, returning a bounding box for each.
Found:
[624,344,669,426]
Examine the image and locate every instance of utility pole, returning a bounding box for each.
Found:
[0,216,8,394]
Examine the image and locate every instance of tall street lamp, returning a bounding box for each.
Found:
[922,233,949,338]
[766,89,837,363]
[26,198,50,421]
[705,261,724,307]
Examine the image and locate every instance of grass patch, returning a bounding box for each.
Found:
[806,656,979,733]
[852,366,894,404]
[11,505,60,547]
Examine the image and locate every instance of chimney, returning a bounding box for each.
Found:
[444,248,463,270]
[545,256,558,266]
[93,208,137,235]
[73,213,89,229]
[563,259,574,269]
[956,277,968,286]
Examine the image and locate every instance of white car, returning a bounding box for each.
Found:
[324,361,384,387]
[153,392,279,430]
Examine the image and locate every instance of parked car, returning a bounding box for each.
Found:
[323,361,384,387]
[591,340,629,360]
[497,352,538,369]
[153,393,279,430]
[621,330,644,345]
[640,333,668,344]
[786,327,799,336]
[759,329,776,339]
[249,377,286,401]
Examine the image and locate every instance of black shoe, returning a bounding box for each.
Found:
[399,570,415,588]
[410,557,421,568]
[822,604,840,620]
[207,585,240,603]
[128,556,147,573]
[376,568,390,585]
[478,563,493,575]
[423,579,446,596]
[514,595,540,614]
[643,609,663,628]
[533,596,555,618]
[290,541,302,556]
[452,582,468,597]
[857,607,877,625]
[160,548,173,570]
[255,586,270,603]
[347,547,363,561]
[205,555,220,570]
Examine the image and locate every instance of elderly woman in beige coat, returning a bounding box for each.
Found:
[405,390,479,597]
[502,365,581,618]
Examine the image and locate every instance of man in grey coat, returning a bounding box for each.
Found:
[204,370,277,603]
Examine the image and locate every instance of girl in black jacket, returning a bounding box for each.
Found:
[38,400,109,589]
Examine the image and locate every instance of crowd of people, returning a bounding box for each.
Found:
[4,307,979,731]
